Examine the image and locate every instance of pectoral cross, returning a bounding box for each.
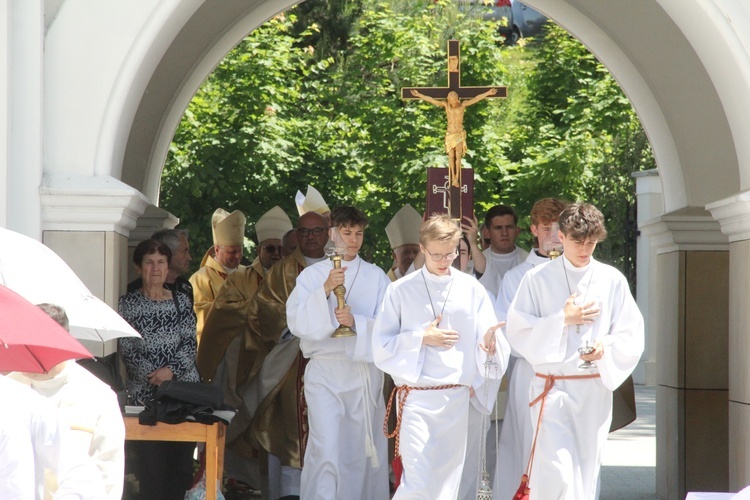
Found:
[403,40,506,220]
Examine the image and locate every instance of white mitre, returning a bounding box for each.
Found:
[212,208,246,246]
[256,206,293,243]
[295,185,330,216]
[386,204,423,249]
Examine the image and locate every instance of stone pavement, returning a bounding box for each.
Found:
[237,385,659,500]
[600,385,658,499]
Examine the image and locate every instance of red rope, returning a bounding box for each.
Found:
[524,373,601,481]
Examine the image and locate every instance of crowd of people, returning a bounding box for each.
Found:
[1,184,644,500]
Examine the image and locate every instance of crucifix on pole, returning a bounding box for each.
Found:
[402,40,506,221]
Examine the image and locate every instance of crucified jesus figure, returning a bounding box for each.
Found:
[411,87,498,188]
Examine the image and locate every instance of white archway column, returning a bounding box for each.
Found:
[707,192,750,492]
[0,0,44,236]
[641,208,729,498]
[40,174,149,312]
[634,169,663,385]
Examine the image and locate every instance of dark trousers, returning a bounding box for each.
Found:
[126,440,195,500]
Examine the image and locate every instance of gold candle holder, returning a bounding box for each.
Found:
[329,254,356,338]
[548,248,561,259]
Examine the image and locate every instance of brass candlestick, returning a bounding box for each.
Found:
[548,248,561,259]
[329,254,356,338]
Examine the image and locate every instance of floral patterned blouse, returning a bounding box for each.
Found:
[118,290,200,405]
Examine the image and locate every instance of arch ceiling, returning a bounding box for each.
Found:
[109,0,746,214]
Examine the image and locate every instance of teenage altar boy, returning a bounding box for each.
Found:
[286,205,390,500]
[373,214,509,499]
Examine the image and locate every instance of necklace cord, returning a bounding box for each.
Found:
[421,269,455,325]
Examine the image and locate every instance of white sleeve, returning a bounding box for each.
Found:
[91,392,126,500]
[351,271,390,363]
[372,284,426,384]
[596,274,645,390]
[30,401,106,500]
[286,267,336,341]
[506,273,569,367]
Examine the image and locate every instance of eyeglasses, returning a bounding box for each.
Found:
[298,227,326,237]
[424,249,458,262]
[261,245,283,254]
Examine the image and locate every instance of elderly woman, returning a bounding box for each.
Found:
[119,239,199,500]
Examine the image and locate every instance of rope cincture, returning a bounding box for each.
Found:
[523,372,602,487]
[383,383,463,459]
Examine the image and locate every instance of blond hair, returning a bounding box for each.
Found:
[419,214,461,246]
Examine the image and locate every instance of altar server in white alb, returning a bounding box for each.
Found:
[505,202,644,500]
[286,205,390,500]
[372,214,510,500]
[493,197,567,500]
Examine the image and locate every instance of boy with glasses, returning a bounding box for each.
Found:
[373,214,510,499]
[287,206,391,500]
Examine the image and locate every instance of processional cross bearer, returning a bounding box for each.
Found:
[402,40,506,221]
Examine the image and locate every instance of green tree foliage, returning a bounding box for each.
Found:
[161,1,652,277]
[499,23,653,273]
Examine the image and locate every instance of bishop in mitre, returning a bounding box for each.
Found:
[190,208,246,344]
[385,204,423,282]
[295,184,331,224]
[244,213,329,500]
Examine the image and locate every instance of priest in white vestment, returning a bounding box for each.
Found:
[492,197,568,500]
[9,303,125,500]
[0,375,107,500]
[505,203,644,500]
[372,214,510,500]
[286,206,390,500]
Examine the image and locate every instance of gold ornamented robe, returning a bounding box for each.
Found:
[196,257,265,384]
[189,255,246,345]
[242,248,309,468]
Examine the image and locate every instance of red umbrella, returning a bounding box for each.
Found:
[0,285,93,373]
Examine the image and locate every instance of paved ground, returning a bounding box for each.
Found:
[232,385,659,500]
[600,385,658,499]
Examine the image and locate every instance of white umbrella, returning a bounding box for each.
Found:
[0,227,140,356]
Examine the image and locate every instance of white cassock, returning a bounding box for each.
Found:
[286,255,390,500]
[492,250,549,500]
[506,255,644,500]
[478,246,528,299]
[372,267,510,500]
[9,363,125,500]
[0,375,106,500]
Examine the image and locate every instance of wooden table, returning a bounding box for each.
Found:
[124,417,226,500]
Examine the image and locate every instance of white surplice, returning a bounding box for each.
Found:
[372,267,510,500]
[9,362,125,500]
[493,250,550,499]
[0,375,106,500]
[286,255,390,500]
[478,246,528,299]
[506,255,644,500]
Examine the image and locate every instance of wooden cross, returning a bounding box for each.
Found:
[402,40,506,221]
[401,40,507,102]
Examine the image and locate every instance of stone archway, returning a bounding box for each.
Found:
[6,0,750,496]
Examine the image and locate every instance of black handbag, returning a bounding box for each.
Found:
[139,380,229,426]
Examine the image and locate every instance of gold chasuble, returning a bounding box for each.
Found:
[387,267,398,282]
[189,254,247,345]
[196,257,265,383]
[241,248,309,468]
